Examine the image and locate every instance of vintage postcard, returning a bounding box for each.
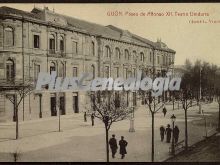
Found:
[0,3,220,162]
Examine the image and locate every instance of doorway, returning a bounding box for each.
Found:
[73,93,79,113]
[50,96,57,116]
[60,96,65,115]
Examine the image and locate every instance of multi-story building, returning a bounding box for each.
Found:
[0,6,175,122]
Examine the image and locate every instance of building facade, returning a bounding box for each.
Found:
[0,6,175,122]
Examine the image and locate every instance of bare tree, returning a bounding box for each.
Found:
[0,79,34,139]
[88,91,133,162]
[179,88,197,151]
[216,89,220,132]
[138,91,165,162]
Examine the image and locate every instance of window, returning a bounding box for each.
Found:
[114,67,119,78]
[168,56,172,65]
[91,41,95,56]
[133,68,136,77]
[4,27,14,46]
[104,66,110,78]
[49,35,55,54]
[34,35,40,48]
[150,52,153,62]
[60,37,64,52]
[115,48,120,59]
[34,64,40,81]
[140,52,145,62]
[73,67,78,77]
[59,62,65,77]
[72,41,78,55]
[163,55,165,65]
[133,51,137,61]
[124,49,129,60]
[6,59,15,81]
[124,68,128,78]
[157,56,160,64]
[105,46,111,58]
[91,65,95,79]
[50,62,56,74]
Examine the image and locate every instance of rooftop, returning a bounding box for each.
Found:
[0,6,175,53]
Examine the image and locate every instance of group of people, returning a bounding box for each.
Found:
[160,124,180,143]
[109,135,128,159]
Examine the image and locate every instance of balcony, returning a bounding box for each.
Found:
[49,49,55,54]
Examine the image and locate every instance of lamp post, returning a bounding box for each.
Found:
[129,106,135,132]
[171,114,176,155]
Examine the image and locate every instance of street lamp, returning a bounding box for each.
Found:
[171,114,176,155]
[129,106,135,132]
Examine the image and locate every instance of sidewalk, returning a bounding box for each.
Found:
[165,132,220,162]
[0,101,218,162]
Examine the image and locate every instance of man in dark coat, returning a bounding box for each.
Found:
[165,124,172,143]
[91,113,94,126]
[173,125,180,144]
[160,126,165,142]
[84,112,87,122]
[119,136,128,159]
[109,134,118,158]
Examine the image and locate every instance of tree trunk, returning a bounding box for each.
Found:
[184,109,188,150]
[151,112,154,162]
[218,103,220,132]
[16,107,19,140]
[14,95,19,140]
[105,127,109,162]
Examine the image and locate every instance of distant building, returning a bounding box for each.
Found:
[0,6,175,122]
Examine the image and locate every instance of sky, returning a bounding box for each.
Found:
[1,3,220,66]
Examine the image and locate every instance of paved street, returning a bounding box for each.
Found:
[0,101,219,162]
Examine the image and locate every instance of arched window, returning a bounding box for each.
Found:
[4,27,14,46]
[49,34,55,54]
[133,50,137,61]
[163,55,166,65]
[34,63,40,81]
[140,52,145,62]
[50,62,56,74]
[6,59,15,81]
[124,49,129,60]
[91,41,95,56]
[59,62,65,77]
[59,36,64,52]
[115,48,120,59]
[105,46,111,58]
[91,65,95,79]
[150,51,153,62]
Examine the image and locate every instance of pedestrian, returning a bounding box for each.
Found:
[165,124,172,143]
[119,136,128,159]
[91,113,94,126]
[162,107,167,117]
[160,125,165,142]
[173,125,180,144]
[84,112,87,122]
[109,134,118,158]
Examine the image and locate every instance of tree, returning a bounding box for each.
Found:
[0,79,34,139]
[215,89,220,132]
[88,91,132,162]
[138,91,166,162]
[179,88,192,151]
